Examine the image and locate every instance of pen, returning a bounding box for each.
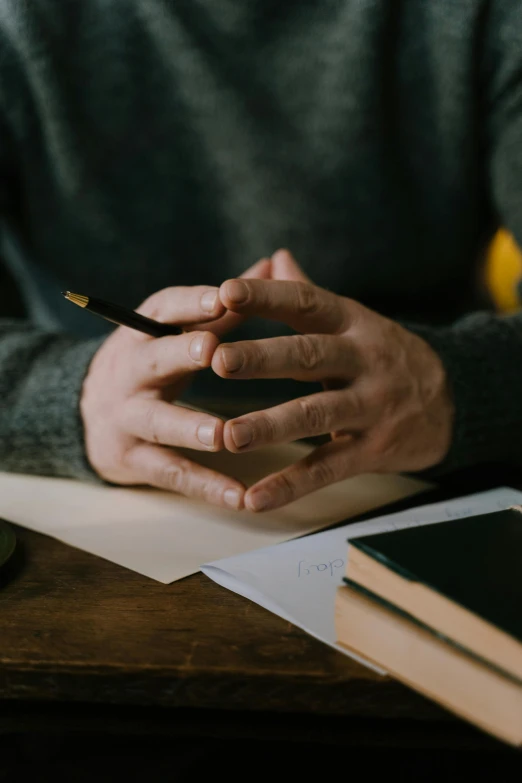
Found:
[62,291,182,337]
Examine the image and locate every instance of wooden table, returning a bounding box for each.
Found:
[0,471,520,779]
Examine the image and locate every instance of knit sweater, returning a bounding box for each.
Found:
[0,0,521,480]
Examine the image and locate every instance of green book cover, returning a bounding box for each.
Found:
[349,507,522,644]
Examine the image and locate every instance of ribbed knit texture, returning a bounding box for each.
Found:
[0,324,103,478]
[0,0,521,478]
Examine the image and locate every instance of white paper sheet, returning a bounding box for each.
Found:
[0,441,430,583]
[202,487,522,672]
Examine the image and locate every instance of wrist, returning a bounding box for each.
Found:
[402,313,522,473]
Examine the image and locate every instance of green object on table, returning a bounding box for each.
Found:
[0,520,16,571]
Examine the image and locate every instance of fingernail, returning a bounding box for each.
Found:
[200,290,218,313]
[197,423,216,448]
[221,345,243,373]
[230,421,252,449]
[225,280,249,304]
[190,335,204,362]
[249,489,273,512]
[224,488,242,510]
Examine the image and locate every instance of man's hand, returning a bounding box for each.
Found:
[80,259,271,509]
[212,251,455,512]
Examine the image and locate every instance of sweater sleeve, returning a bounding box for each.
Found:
[404,2,522,473]
[0,105,104,479]
[0,321,105,478]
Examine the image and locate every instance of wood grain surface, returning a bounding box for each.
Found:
[1,465,519,748]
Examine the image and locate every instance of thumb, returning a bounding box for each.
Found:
[271,249,313,283]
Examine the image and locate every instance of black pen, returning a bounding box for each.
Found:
[62,292,182,337]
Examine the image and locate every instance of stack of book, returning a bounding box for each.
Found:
[335,507,522,745]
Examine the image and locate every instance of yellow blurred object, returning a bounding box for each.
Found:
[486,229,522,313]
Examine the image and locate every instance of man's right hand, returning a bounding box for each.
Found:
[80,259,271,509]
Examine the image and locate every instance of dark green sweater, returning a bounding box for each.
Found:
[0,0,521,479]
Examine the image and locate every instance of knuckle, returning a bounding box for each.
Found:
[142,336,183,382]
[120,446,136,471]
[99,440,138,482]
[143,404,161,444]
[365,341,385,367]
[256,412,278,442]
[242,342,268,374]
[367,382,390,411]
[202,481,225,505]
[257,342,271,371]
[365,333,396,372]
[383,386,409,419]
[146,353,162,380]
[138,340,165,381]
[348,388,366,420]
[342,298,362,329]
[322,398,341,431]
[295,334,322,372]
[368,381,407,422]
[295,283,322,317]
[236,343,253,371]
[162,461,186,493]
[303,456,337,488]
[272,471,297,499]
[340,334,361,369]
[297,396,325,432]
[365,429,396,465]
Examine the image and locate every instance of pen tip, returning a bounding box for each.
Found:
[62,291,89,308]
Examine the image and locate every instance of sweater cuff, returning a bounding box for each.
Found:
[6,335,105,480]
[403,312,522,474]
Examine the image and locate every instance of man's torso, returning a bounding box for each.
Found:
[0,0,497,403]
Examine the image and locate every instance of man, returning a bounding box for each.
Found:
[0,0,521,512]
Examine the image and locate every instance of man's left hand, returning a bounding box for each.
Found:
[212,252,455,511]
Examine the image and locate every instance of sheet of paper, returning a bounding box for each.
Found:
[0,441,430,583]
[202,487,522,672]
